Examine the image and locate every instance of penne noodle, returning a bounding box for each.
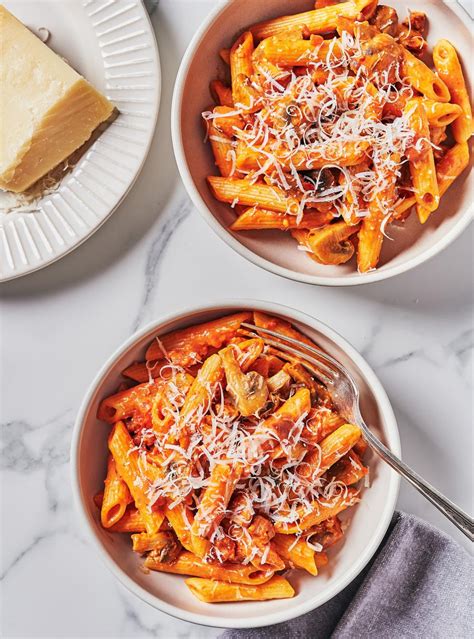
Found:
[108,422,164,535]
[361,33,450,102]
[318,423,362,473]
[97,379,166,424]
[131,531,180,557]
[404,100,440,223]
[235,140,371,172]
[250,0,372,40]
[211,106,245,137]
[435,142,470,196]
[275,487,360,533]
[101,455,133,528]
[394,142,469,222]
[210,80,233,108]
[145,311,251,363]
[253,36,323,67]
[297,423,362,481]
[185,575,295,603]
[145,551,274,585]
[357,153,399,273]
[179,353,224,431]
[417,98,463,128]
[230,31,255,109]
[402,49,450,103]
[109,507,146,534]
[121,360,170,383]
[208,121,235,178]
[417,142,470,223]
[208,176,301,215]
[273,534,318,575]
[192,462,244,539]
[165,504,210,559]
[433,40,473,143]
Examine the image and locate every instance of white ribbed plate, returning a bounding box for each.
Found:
[0,0,161,281]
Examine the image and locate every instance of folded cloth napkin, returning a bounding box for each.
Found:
[221,512,473,639]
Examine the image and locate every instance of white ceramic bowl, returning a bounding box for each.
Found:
[171,0,473,286]
[71,300,400,628]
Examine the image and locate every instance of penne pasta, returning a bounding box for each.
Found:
[145,551,274,585]
[433,40,473,143]
[273,534,318,575]
[253,36,323,67]
[145,311,251,363]
[192,463,244,539]
[235,140,371,172]
[108,421,164,535]
[230,207,333,231]
[417,98,463,128]
[361,33,450,103]
[230,31,256,109]
[211,106,245,137]
[131,531,180,558]
[417,142,470,223]
[101,455,133,528]
[250,1,373,40]
[165,504,210,559]
[435,142,470,196]
[275,487,360,533]
[210,80,233,108]
[357,153,399,273]
[404,99,440,223]
[109,507,146,534]
[297,423,362,481]
[185,575,295,602]
[208,176,300,215]
[208,121,235,178]
[97,379,165,423]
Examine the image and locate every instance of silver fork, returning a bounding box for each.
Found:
[242,322,474,541]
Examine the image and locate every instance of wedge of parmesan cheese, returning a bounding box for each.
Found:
[0,5,114,193]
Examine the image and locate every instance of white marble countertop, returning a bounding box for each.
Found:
[0,1,472,637]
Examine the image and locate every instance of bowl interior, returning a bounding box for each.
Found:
[74,303,399,627]
[175,0,473,284]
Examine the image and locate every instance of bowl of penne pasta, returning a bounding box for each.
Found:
[72,301,400,627]
[172,0,473,285]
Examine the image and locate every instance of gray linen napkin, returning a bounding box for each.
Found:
[221,512,473,639]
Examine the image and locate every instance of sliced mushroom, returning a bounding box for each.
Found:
[369,5,399,36]
[220,346,269,416]
[295,222,361,265]
[267,369,291,393]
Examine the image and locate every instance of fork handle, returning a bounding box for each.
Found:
[360,423,474,541]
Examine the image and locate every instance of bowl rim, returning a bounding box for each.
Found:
[171,0,473,288]
[71,299,401,629]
